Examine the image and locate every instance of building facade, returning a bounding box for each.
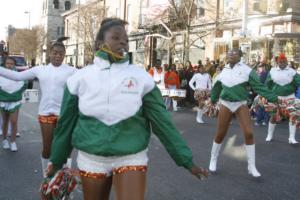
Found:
[38,0,76,64]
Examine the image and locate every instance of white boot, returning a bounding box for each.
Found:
[288,122,298,144]
[245,144,261,177]
[266,122,276,142]
[209,142,222,172]
[196,109,204,124]
[172,100,178,112]
[41,157,49,178]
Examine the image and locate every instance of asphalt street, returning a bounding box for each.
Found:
[0,94,299,200]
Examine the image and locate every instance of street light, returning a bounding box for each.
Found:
[24,11,31,29]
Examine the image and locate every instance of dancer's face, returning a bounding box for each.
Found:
[5,58,15,69]
[278,60,287,69]
[49,46,65,66]
[227,50,240,65]
[103,25,129,56]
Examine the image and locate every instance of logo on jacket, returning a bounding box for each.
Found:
[121,77,139,94]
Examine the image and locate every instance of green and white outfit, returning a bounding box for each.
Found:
[0,68,26,113]
[209,62,277,177]
[50,52,194,174]
[211,62,277,110]
[265,66,300,144]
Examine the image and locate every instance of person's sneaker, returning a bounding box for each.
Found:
[254,122,260,126]
[16,132,20,137]
[2,139,10,149]
[10,142,18,152]
[262,122,266,126]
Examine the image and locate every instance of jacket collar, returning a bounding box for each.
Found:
[93,56,129,70]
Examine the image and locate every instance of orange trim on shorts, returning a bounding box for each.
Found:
[79,170,108,179]
[113,165,147,175]
[38,115,58,124]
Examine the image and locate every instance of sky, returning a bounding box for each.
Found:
[0,0,43,40]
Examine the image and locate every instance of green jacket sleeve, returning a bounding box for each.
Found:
[265,73,274,90]
[293,73,300,86]
[50,86,79,169]
[142,86,194,169]
[210,80,222,104]
[249,70,277,102]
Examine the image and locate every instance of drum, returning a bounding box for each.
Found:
[160,89,170,97]
[169,89,186,99]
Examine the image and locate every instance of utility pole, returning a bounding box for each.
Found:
[241,0,248,37]
[75,0,80,68]
[124,0,127,20]
[24,11,31,29]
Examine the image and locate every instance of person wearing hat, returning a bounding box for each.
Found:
[208,49,278,177]
[0,37,77,176]
[265,53,300,144]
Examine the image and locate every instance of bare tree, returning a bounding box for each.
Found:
[7,28,39,65]
[143,0,218,65]
[69,2,106,64]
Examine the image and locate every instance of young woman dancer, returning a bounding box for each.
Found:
[0,39,76,176]
[0,57,27,151]
[265,53,300,144]
[189,65,212,123]
[208,49,278,177]
[47,18,208,200]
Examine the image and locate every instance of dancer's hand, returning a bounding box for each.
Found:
[45,162,55,178]
[189,165,209,180]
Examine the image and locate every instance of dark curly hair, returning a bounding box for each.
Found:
[94,18,128,51]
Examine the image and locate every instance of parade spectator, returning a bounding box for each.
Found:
[212,66,222,85]
[148,59,165,89]
[0,57,27,151]
[208,49,277,177]
[189,65,212,123]
[295,66,300,99]
[0,38,76,176]
[185,61,196,106]
[47,18,208,200]
[178,65,189,107]
[204,57,215,77]
[254,64,269,126]
[164,64,180,111]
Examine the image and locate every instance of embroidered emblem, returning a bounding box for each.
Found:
[121,77,139,94]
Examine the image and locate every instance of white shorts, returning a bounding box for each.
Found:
[220,100,247,113]
[77,149,148,177]
[0,101,22,112]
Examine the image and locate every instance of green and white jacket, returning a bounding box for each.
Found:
[50,56,194,170]
[0,68,26,103]
[211,62,277,104]
[265,66,300,97]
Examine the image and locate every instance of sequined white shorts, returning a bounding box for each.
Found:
[0,101,22,112]
[77,149,148,177]
[220,100,247,113]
